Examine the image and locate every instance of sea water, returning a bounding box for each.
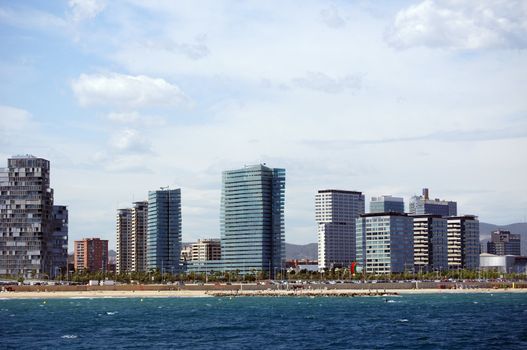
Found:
[1,293,526,349]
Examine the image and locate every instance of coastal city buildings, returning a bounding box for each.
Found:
[316,189,365,270]
[0,155,68,278]
[220,164,285,276]
[370,195,405,214]
[487,230,521,256]
[356,212,414,274]
[447,216,480,270]
[411,215,448,272]
[116,208,132,274]
[410,188,457,216]
[131,201,148,272]
[147,188,182,273]
[74,238,109,272]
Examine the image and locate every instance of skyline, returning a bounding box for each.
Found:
[1,1,527,250]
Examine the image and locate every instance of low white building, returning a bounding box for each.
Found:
[479,253,527,273]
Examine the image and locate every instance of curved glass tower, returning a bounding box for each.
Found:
[220,164,285,277]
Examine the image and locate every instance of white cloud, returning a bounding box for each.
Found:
[68,0,106,22]
[110,128,151,154]
[320,6,346,29]
[71,73,189,108]
[386,0,527,50]
[0,105,32,131]
[0,6,66,30]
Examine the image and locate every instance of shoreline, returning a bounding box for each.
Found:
[1,287,526,299]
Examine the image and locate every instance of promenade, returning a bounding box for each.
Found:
[1,281,526,299]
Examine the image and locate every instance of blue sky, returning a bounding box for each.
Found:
[1,0,526,250]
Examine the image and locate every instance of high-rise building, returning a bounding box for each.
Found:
[370,195,404,214]
[116,208,132,274]
[220,164,285,276]
[191,239,221,261]
[356,212,414,274]
[49,205,68,278]
[74,238,108,272]
[0,156,56,278]
[412,215,448,272]
[131,201,148,272]
[447,215,480,270]
[316,189,365,270]
[487,230,521,256]
[147,188,182,273]
[409,188,457,216]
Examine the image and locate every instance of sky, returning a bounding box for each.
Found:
[1,0,526,251]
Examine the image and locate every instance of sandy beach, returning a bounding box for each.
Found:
[1,287,526,299]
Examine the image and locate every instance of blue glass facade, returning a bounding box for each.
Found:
[220,165,285,276]
[409,189,457,216]
[370,195,405,214]
[356,213,414,274]
[147,189,182,273]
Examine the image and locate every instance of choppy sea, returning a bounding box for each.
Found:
[1,293,526,349]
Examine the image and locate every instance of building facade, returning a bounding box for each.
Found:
[147,188,182,273]
[220,164,285,276]
[487,230,521,256]
[74,238,108,272]
[0,156,57,278]
[116,208,133,274]
[447,215,480,270]
[370,195,404,214]
[186,238,222,274]
[480,253,527,273]
[316,189,365,270]
[191,239,221,261]
[409,188,457,216]
[131,201,148,272]
[48,205,68,278]
[356,212,414,274]
[412,215,448,272]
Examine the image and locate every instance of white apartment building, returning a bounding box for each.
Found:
[316,189,365,270]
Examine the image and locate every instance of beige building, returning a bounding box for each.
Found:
[131,201,148,272]
[447,215,480,270]
[116,201,149,273]
[180,245,192,264]
[116,208,133,274]
[191,239,221,261]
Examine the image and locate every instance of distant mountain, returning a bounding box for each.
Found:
[111,222,527,262]
[286,243,317,260]
[480,222,527,239]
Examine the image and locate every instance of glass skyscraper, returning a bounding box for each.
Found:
[370,195,405,214]
[147,188,182,273]
[220,164,285,276]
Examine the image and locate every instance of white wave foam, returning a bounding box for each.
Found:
[61,335,78,339]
